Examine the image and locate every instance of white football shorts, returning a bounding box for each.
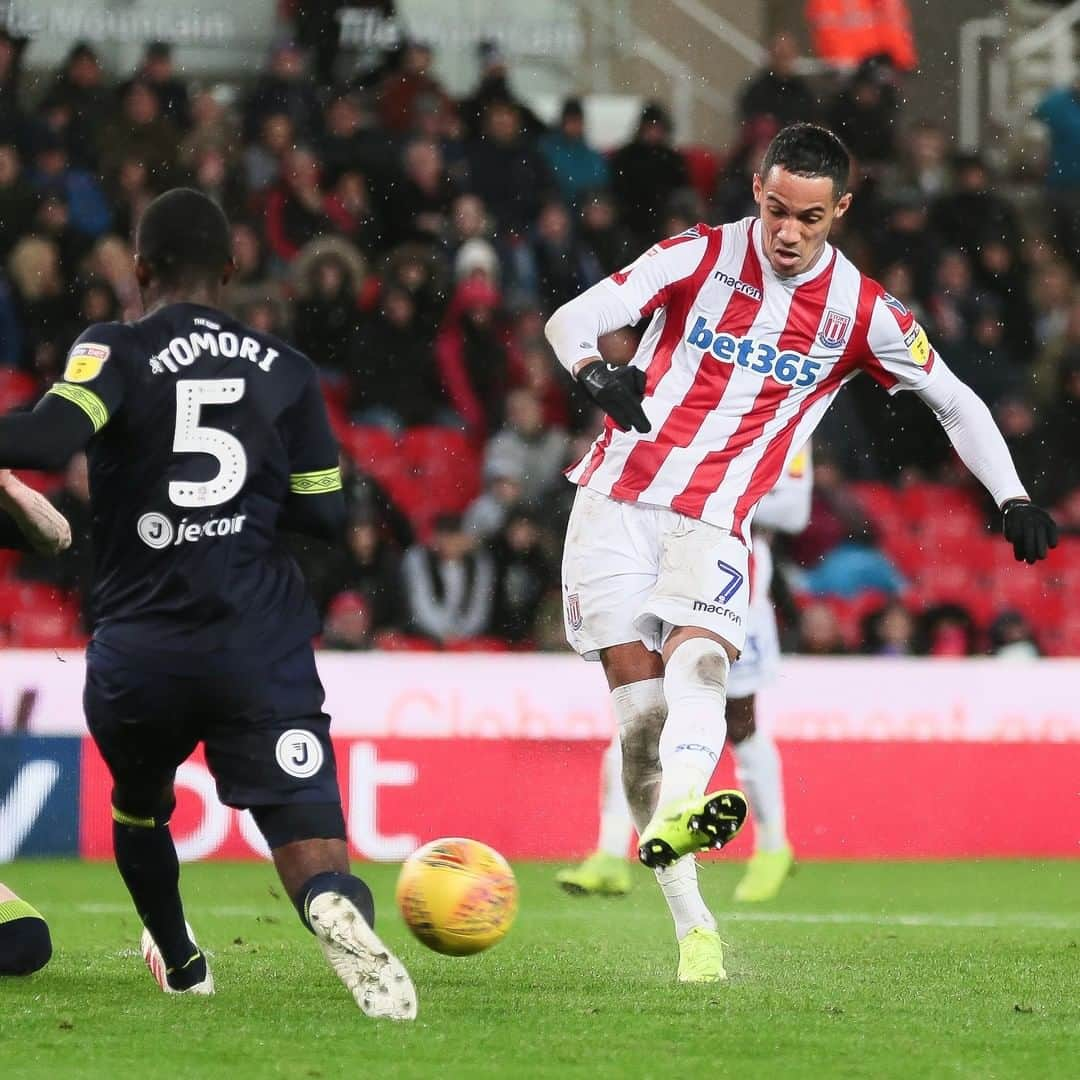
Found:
[561,486,750,660]
[727,536,780,699]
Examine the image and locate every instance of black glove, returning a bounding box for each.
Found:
[577,361,651,433]
[1001,499,1059,564]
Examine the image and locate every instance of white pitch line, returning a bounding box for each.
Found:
[64,904,1080,930]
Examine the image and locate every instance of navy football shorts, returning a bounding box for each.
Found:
[84,638,341,811]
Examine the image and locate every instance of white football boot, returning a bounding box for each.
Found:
[141,920,214,995]
[308,892,418,1021]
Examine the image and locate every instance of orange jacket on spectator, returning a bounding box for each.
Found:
[806,0,917,72]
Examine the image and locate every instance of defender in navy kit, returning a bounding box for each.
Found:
[0,188,417,1019]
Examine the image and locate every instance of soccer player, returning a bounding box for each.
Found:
[0,883,52,976]
[545,123,1057,982]
[0,189,417,1019]
[556,447,811,902]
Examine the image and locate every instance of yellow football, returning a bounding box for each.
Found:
[395,837,518,956]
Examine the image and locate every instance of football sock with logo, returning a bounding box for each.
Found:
[733,730,788,852]
[0,898,52,975]
[295,872,375,934]
[597,733,635,858]
[655,856,717,940]
[112,810,204,989]
[656,639,730,807]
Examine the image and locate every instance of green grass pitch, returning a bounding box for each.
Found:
[2,859,1078,1079]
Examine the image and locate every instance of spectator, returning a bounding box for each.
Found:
[39,42,113,169]
[388,138,456,245]
[454,237,500,287]
[538,99,609,208]
[885,120,950,200]
[484,388,569,505]
[320,90,387,188]
[826,54,901,170]
[224,221,283,312]
[1032,293,1080,411]
[917,604,978,657]
[988,611,1042,659]
[17,452,93,627]
[244,41,323,143]
[125,42,191,132]
[862,599,916,656]
[97,79,180,190]
[28,131,112,241]
[179,87,241,168]
[321,590,375,650]
[517,337,574,430]
[1034,353,1080,504]
[738,32,818,129]
[0,146,37,260]
[578,190,636,276]
[350,283,449,430]
[341,458,414,552]
[463,456,525,540]
[715,116,781,223]
[945,299,1020,408]
[0,30,28,149]
[926,250,980,347]
[402,512,494,643]
[85,235,140,320]
[292,240,365,376]
[1034,79,1080,266]
[459,40,546,140]
[435,277,514,437]
[7,236,73,374]
[489,508,552,643]
[798,602,848,655]
[243,112,293,197]
[187,145,249,222]
[930,154,1021,256]
[518,200,601,310]
[380,241,451,334]
[264,147,358,263]
[322,507,404,630]
[1030,259,1073,349]
[972,238,1035,359]
[993,396,1049,506]
[377,41,452,134]
[106,154,156,242]
[465,100,554,234]
[609,102,691,244]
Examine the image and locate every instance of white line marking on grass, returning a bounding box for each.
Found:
[723,911,1080,930]
[67,904,1080,930]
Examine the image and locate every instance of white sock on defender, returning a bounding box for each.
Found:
[656,638,730,808]
[597,733,635,858]
[655,856,715,939]
[733,730,788,852]
[611,678,667,832]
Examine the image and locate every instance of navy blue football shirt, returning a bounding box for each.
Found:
[47,302,342,656]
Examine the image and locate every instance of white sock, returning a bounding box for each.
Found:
[655,856,716,939]
[596,733,635,858]
[611,678,667,832]
[733,729,788,852]
[656,638,730,809]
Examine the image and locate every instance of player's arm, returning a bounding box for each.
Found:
[861,297,1056,564]
[0,326,126,471]
[279,366,346,544]
[0,471,71,555]
[752,443,813,534]
[544,227,716,433]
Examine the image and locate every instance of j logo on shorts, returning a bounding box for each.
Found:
[275,729,324,779]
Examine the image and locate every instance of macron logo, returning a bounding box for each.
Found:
[713,270,762,301]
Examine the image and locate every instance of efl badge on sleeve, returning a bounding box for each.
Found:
[566,592,583,631]
[904,324,931,366]
[818,309,851,350]
[63,343,110,383]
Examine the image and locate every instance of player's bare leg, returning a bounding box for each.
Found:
[728,695,794,902]
[260,823,417,1021]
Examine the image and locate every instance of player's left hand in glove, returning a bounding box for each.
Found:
[1001,498,1058,564]
[577,361,651,433]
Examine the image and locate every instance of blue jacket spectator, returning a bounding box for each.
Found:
[28,132,111,239]
[1035,84,1080,190]
[538,99,609,207]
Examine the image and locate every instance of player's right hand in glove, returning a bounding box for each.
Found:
[1001,498,1059,564]
[577,361,651,433]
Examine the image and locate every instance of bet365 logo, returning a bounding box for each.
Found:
[686,317,823,387]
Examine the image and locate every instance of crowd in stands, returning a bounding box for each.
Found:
[0,22,1077,656]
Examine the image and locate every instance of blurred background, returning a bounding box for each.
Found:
[0,1,1078,863]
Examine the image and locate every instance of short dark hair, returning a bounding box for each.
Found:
[135,188,232,285]
[760,123,851,199]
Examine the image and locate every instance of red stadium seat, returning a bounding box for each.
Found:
[681,145,721,203]
[8,608,84,648]
[340,425,401,484]
[0,368,38,413]
[0,580,70,622]
[372,630,439,652]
